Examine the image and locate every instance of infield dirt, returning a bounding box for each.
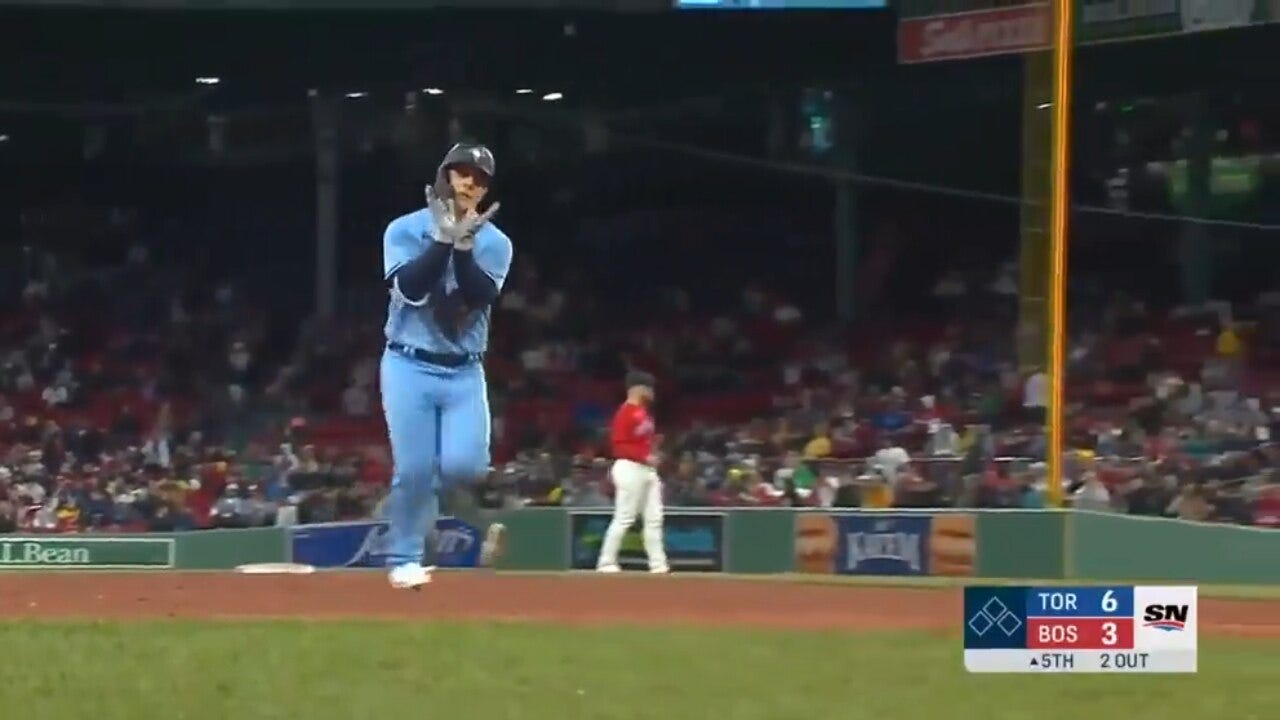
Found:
[2,571,1278,636]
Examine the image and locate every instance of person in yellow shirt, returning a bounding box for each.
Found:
[1214,321,1245,388]
[803,422,833,459]
[1216,322,1242,358]
[859,473,894,508]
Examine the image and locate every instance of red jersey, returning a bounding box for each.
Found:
[610,401,656,464]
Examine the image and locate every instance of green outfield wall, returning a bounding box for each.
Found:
[0,527,289,570]
[6,509,1277,583]
[1067,512,1280,584]
[496,507,1280,584]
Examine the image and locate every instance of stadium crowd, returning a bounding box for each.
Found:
[3,226,1280,535]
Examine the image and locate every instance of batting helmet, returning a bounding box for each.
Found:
[434,142,496,198]
[625,370,656,391]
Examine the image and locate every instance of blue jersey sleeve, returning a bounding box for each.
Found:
[475,228,514,291]
[383,216,423,281]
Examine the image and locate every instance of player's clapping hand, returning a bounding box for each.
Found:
[453,203,500,250]
[425,186,500,249]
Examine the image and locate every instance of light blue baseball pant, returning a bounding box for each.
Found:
[380,349,491,567]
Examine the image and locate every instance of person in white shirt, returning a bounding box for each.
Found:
[870,444,911,484]
[1072,472,1113,512]
[342,384,371,416]
[1023,367,1048,425]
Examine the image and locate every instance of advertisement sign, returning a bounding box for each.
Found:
[794,513,838,574]
[930,513,976,576]
[1078,0,1270,43]
[291,517,481,568]
[897,4,1052,64]
[900,0,1277,64]
[834,514,932,576]
[569,511,725,572]
[0,537,174,569]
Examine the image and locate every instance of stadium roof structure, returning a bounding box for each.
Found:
[0,5,1271,167]
[0,7,893,158]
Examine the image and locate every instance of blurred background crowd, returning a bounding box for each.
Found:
[1,8,1278,534]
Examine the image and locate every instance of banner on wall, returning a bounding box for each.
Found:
[930,513,976,576]
[1078,0,1275,43]
[795,513,839,574]
[897,4,1053,64]
[835,514,932,576]
[290,517,481,568]
[797,512,977,576]
[568,511,725,572]
[898,0,1279,65]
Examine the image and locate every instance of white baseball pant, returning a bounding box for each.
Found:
[596,459,668,572]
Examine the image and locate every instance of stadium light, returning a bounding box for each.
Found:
[423,87,445,96]
[345,91,369,99]
[541,92,563,102]
[0,134,9,143]
[195,77,221,85]
[516,88,534,95]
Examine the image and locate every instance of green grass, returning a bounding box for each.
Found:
[493,570,1280,601]
[1,622,1274,720]
[760,574,1280,600]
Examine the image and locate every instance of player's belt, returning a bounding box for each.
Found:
[387,342,482,368]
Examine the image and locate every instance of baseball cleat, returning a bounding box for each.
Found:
[596,564,622,573]
[649,566,670,574]
[388,562,434,590]
[480,523,507,568]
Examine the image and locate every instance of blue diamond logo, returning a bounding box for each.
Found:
[968,612,994,636]
[982,597,1009,619]
[997,612,1023,636]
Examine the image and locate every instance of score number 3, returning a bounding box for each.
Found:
[1102,622,1117,646]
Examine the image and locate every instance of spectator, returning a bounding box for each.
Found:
[802,422,832,459]
[565,475,608,507]
[1168,483,1214,522]
[41,383,70,408]
[1215,321,1242,358]
[0,498,15,533]
[341,382,372,417]
[869,441,910,485]
[228,340,252,376]
[1023,367,1048,425]
[1072,471,1114,512]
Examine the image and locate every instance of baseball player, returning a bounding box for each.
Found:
[381,142,512,590]
[596,371,669,574]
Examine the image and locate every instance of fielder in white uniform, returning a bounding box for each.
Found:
[596,371,669,574]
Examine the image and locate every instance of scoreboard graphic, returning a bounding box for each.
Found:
[964,586,1198,673]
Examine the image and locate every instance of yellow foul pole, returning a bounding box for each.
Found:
[1047,0,1074,507]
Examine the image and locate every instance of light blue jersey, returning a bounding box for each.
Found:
[383,208,513,355]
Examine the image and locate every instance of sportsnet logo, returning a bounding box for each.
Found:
[1142,604,1189,632]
